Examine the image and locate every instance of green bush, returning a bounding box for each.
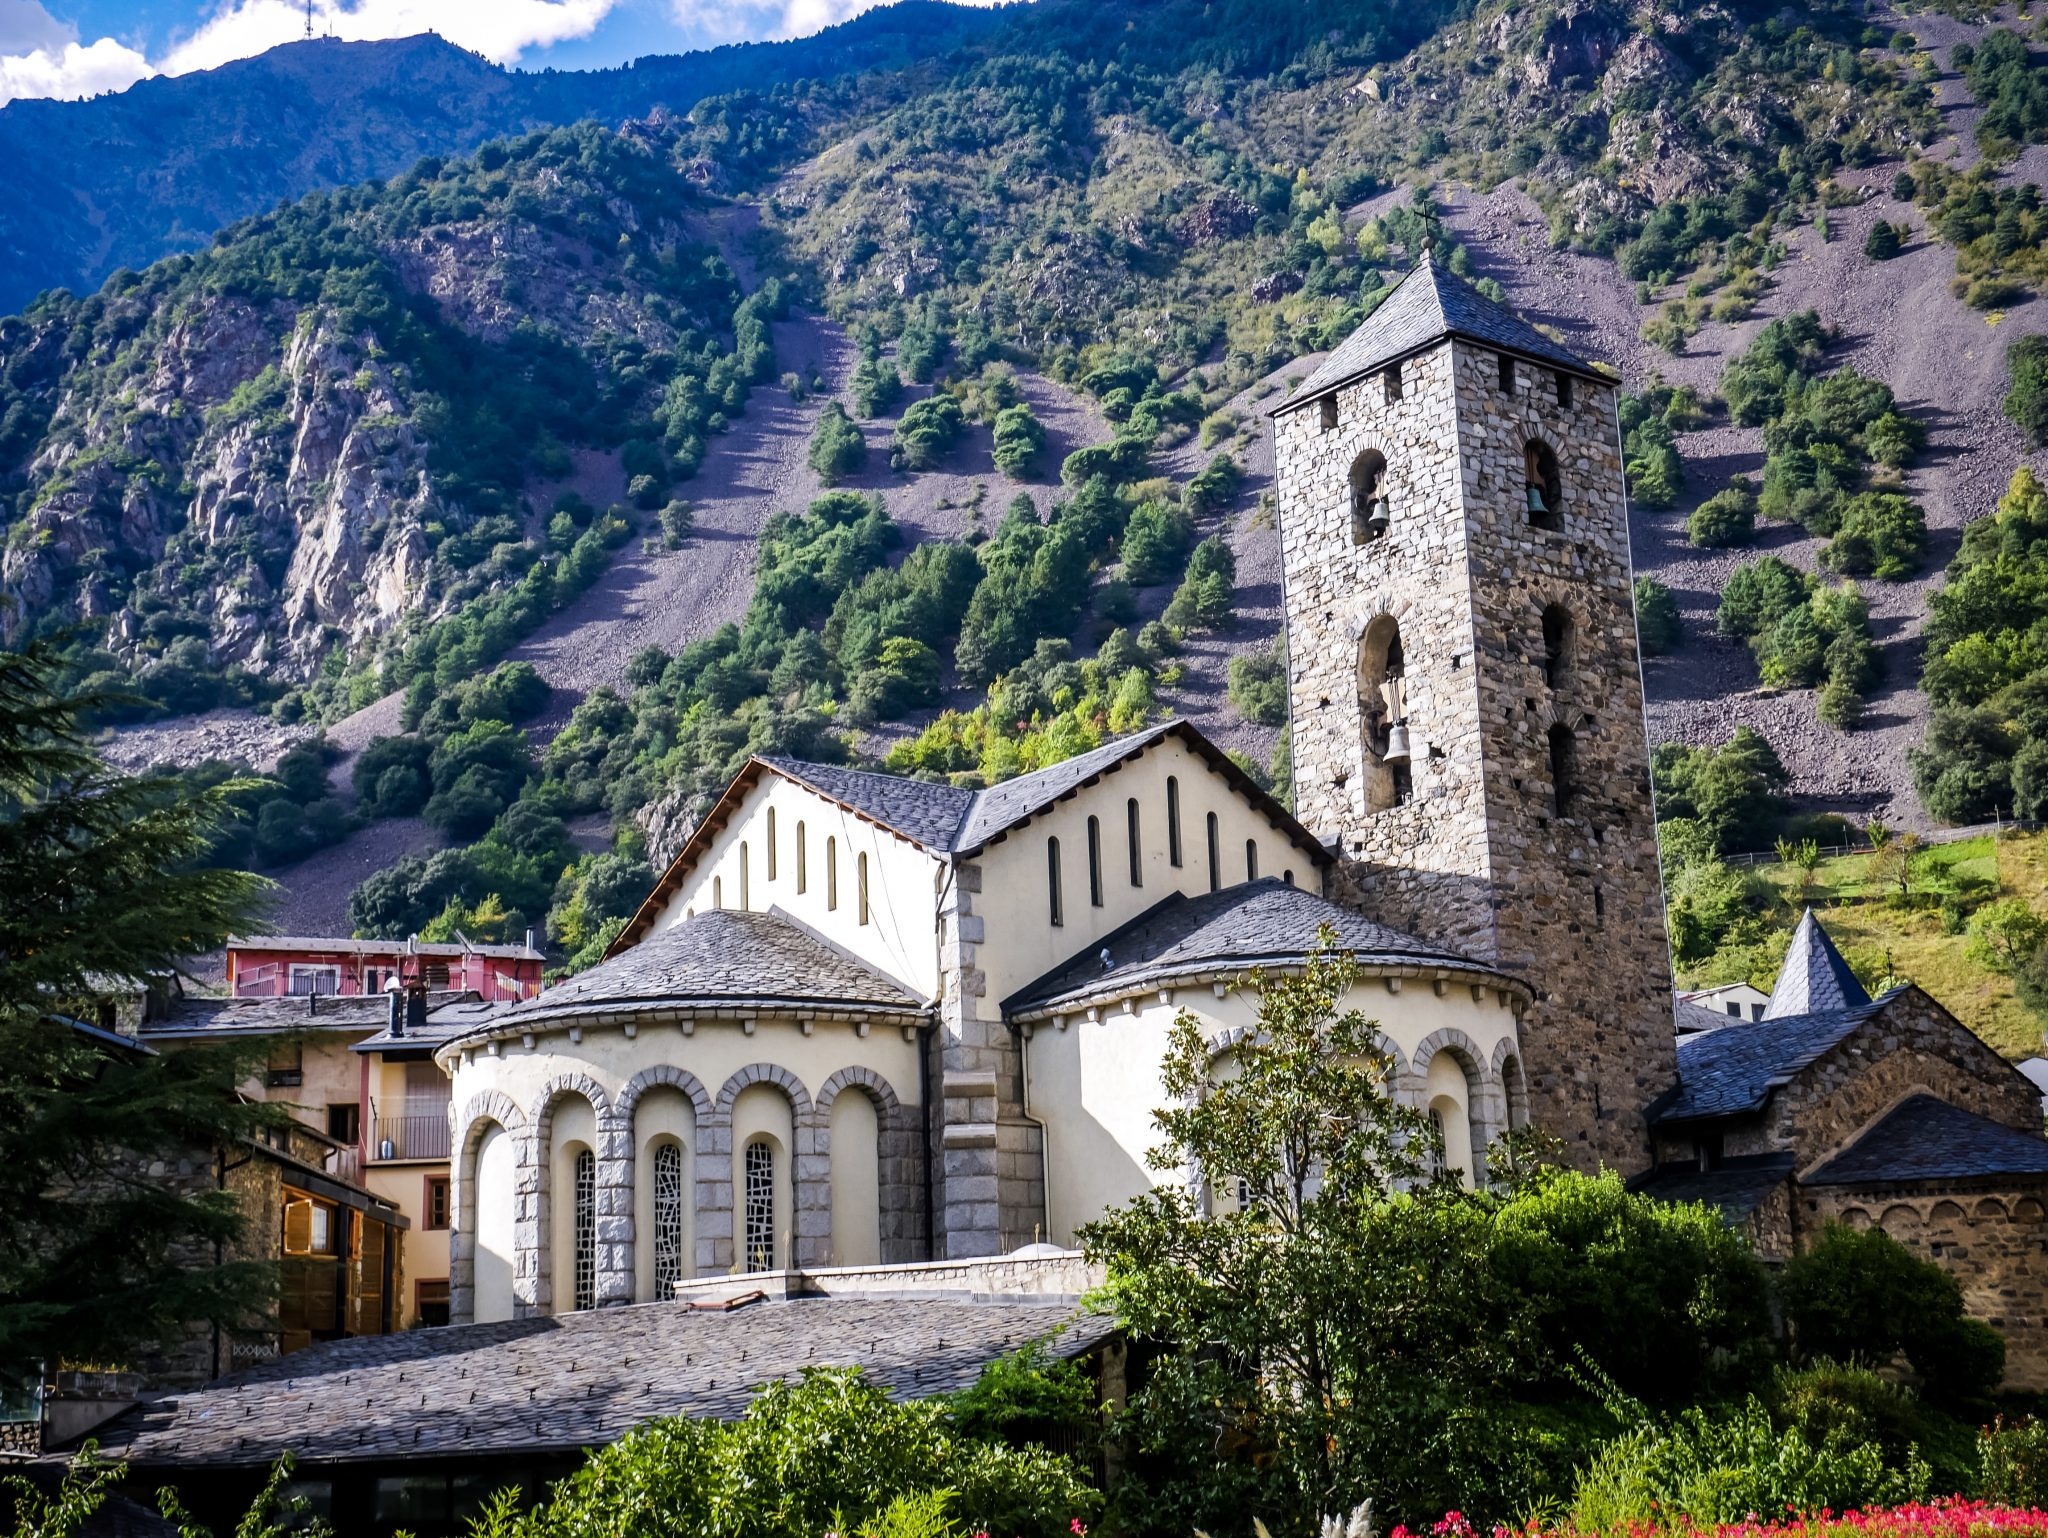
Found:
[1162,536,1235,632]
[992,402,1046,478]
[1227,640,1288,725]
[1864,220,1902,260]
[2007,336,2048,446]
[1822,491,1928,580]
[1981,1417,2048,1508]
[1779,1224,2006,1405]
[1652,728,1790,854]
[352,735,432,818]
[1688,480,1757,548]
[1571,1397,1929,1531]
[659,499,694,547]
[807,401,868,484]
[1121,500,1195,586]
[893,395,966,471]
[853,355,904,419]
[1635,577,1681,656]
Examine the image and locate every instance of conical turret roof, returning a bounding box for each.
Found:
[1762,908,1870,1020]
[1283,248,1599,409]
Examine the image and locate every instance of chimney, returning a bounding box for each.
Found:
[525,928,537,955]
[405,982,428,1036]
[387,984,404,1038]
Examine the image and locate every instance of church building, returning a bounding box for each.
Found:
[431,254,2048,1390]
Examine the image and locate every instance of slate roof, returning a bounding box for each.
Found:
[1633,1153,1795,1221]
[455,909,926,1041]
[1805,1094,2048,1187]
[230,934,542,961]
[1763,909,1870,1020]
[88,1295,1115,1470]
[1282,251,1598,409]
[1652,992,1897,1125]
[350,996,505,1054]
[1003,877,1513,1018]
[1675,1000,1737,1036]
[758,757,978,851]
[138,991,478,1040]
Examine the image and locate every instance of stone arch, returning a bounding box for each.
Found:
[2018,1198,2047,1223]
[613,1066,714,1303]
[1839,1206,1873,1230]
[1879,1203,1924,1242]
[1357,615,1411,814]
[1975,1196,2009,1221]
[1491,1035,1531,1133]
[709,1064,815,1272]
[1348,444,1391,545]
[1412,1028,1498,1187]
[449,1089,528,1323]
[813,1066,921,1265]
[527,1074,612,1314]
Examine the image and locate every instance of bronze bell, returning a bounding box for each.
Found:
[1526,483,1549,514]
[1366,498,1391,539]
[1384,721,1413,764]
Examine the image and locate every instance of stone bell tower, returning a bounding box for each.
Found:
[1269,252,1675,1174]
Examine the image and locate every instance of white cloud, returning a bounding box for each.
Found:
[0,35,152,106]
[158,0,621,75]
[0,0,68,54]
[667,0,999,46]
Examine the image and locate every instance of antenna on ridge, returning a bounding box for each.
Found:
[303,0,313,40]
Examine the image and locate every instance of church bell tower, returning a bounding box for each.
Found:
[1270,252,1676,1173]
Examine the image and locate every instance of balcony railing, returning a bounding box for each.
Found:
[371,1107,451,1162]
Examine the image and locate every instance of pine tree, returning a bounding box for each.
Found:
[0,646,277,1387]
[1863,221,1902,261]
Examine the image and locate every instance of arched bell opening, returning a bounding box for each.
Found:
[1524,439,1562,530]
[1359,616,1413,812]
[1349,449,1391,545]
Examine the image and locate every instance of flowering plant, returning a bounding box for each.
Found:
[1391,1498,2048,1538]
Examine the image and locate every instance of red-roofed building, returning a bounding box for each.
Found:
[225,935,544,1003]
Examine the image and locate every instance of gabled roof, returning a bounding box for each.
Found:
[1003,876,1518,1019]
[614,720,1331,953]
[451,909,925,1045]
[1277,250,1600,412]
[1652,992,1898,1125]
[1763,909,1870,1019]
[1633,1153,1796,1222]
[1805,1094,2048,1186]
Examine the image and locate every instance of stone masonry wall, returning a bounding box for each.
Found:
[1801,1183,2048,1391]
[1273,338,1674,1174]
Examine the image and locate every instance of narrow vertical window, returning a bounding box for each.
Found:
[572,1148,596,1311]
[1166,776,1183,866]
[713,875,723,909]
[826,838,838,910]
[1549,724,1578,818]
[1557,371,1573,408]
[766,809,777,881]
[739,842,750,910]
[1383,363,1403,402]
[796,821,807,894]
[1594,884,1606,921]
[1283,869,1296,886]
[1206,813,1220,893]
[1245,840,1259,881]
[857,852,870,925]
[743,1141,774,1273]
[1497,353,1514,393]
[1126,798,1143,887]
[1086,816,1103,907]
[652,1142,684,1297]
[1318,396,1338,432]
[1047,837,1064,927]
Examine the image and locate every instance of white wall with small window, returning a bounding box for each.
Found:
[732,1084,794,1273]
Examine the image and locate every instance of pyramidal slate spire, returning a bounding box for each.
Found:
[1287,244,1597,407]
[1763,908,1871,1019]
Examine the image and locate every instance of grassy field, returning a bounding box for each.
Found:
[1692,832,2048,1060]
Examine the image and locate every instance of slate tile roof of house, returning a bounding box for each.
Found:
[1805,1094,2048,1186]
[757,756,978,851]
[1631,1153,1795,1220]
[139,991,479,1039]
[1763,909,1871,1020]
[451,909,926,1043]
[1282,251,1598,409]
[1002,877,1514,1018]
[1651,993,1898,1125]
[89,1296,1115,1470]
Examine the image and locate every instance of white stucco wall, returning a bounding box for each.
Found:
[646,774,944,999]
[830,1090,882,1266]
[473,1124,516,1323]
[548,1096,597,1310]
[974,737,1325,1004]
[733,1083,795,1272]
[1023,977,1520,1243]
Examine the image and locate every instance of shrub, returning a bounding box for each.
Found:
[659,499,694,547]
[1227,640,1288,725]
[1635,577,1681,656]
[1162,536,1235,632]
[852,355,903,418]
[352,734,432,818]
[1779,1224,2006,1405]
[1688,480,1758,548]
[1652,729,1790,853]
[1981,1417,2048,1508]
[991,402,1046,478]
[807,401,867,484]
[1865,220,1903,260]
[1121,500,1195,586]
[2006,336,2048,446]
[893,395,966,471]
[1822,491,1928,580]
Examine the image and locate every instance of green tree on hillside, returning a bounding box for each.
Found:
[0,648,277,1387]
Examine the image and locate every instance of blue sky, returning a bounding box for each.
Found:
[0,0,956,104]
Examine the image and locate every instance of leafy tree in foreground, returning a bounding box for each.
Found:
[0,646,277,1388]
